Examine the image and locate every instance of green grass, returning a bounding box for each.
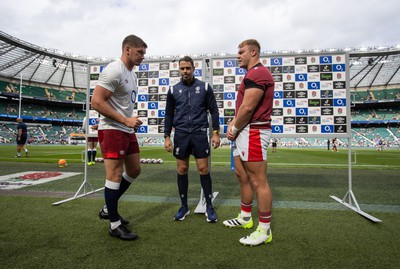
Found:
[1,196,399,269]
[2,145,399,169]
[1,145,400,268]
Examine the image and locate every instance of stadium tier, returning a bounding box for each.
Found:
[0,31,399,147]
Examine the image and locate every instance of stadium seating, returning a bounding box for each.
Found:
[0,80,86,102]
[352,88,400,102]
[351,107,400,121]
[0,82,399,147]
[0,99,85,119]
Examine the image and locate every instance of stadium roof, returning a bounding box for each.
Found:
[0,31,113,90]
[1,31,400,90]
[348,48,400,88]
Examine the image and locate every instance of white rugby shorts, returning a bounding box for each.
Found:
[232,125,271,162]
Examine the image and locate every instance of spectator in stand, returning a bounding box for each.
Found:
[6,84,17,93]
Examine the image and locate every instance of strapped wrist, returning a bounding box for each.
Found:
[231,125,239,135]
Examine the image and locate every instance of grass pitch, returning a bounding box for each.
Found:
[0,145,399,269]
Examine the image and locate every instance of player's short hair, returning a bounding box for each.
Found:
[238,39,261,52]
[179,56,194,67]
[122,35,147,50]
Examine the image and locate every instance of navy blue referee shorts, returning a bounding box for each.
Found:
[173,131,210,160]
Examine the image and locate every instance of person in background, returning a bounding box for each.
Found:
[83,116,99,165]
[164,56,220,223]
[91,34,147,241]
[272,138,277,153]
[332,137,338,152]
[15,118,29,158]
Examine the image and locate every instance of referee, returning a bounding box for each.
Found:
[164,56,220,223]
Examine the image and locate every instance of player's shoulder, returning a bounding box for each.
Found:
[100,60,125,81]
[103,59,120,71]
[252,63,270,73]
[171,80,182,89]
[193,78,208,88]
[249,63,273,81]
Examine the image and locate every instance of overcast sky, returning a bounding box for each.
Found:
[1,0,400,59]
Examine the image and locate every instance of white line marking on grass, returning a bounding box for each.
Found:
[207,161,400,168]
[120,195,400,214]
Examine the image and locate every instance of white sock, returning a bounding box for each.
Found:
[259,222,271,231]
[105,180,120,190]
[110,220,122,230]
[241,210,252,219]
[122,172,135,183]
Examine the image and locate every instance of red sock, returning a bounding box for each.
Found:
[259,211,271,230]
[241,201,252,218]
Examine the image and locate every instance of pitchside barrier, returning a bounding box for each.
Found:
[53,53,381,222]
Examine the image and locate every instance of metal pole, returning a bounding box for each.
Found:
[18,73,22,117]
[348,137,352,192]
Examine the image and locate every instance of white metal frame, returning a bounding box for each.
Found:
[52,135,104,206]
[330,137,381,222]
[193,122,219,214]
[52,64,104,206]
[194,63,219,213]
[194,189,219,214]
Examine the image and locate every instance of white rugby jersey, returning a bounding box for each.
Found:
[97,59,138,134]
